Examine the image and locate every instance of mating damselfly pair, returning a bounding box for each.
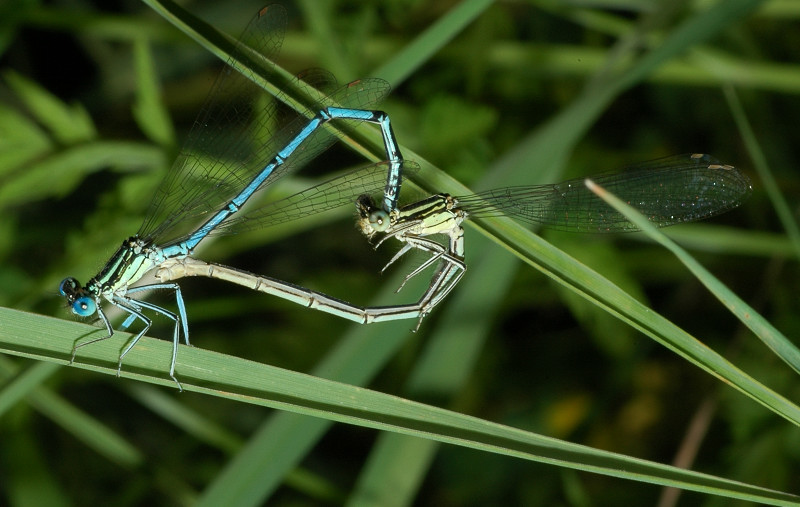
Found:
[59,5,752,389]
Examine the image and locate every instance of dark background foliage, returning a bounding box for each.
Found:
[1,0,798,505]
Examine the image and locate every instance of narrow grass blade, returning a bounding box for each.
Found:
[586,177,800,375]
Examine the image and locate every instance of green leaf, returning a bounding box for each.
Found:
[3,70,96,144]
[132,37,175,147]
[0,140,164,207]
[0,103,52,178]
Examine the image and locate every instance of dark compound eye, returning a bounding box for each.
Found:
[59,277,79,297]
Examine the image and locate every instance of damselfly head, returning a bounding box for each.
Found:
[355,194,390,239]
[59,277,96,317]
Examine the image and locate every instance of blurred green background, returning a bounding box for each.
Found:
[1,0,799,505]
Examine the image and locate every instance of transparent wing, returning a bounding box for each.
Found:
[138,5,286,242]
[137,5,391,246]
[457,154,752,232]
[212,161,421,235]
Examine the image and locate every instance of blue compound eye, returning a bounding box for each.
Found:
[72,296,96,317]
[369,210,390,232]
